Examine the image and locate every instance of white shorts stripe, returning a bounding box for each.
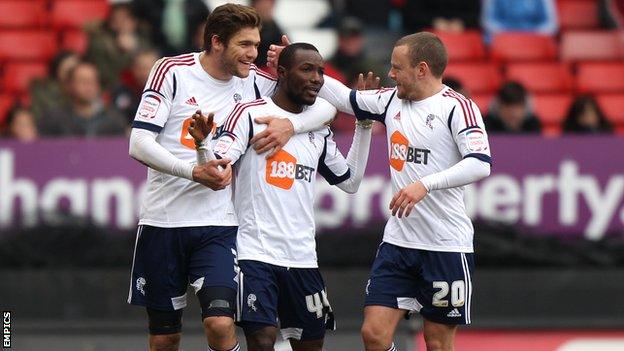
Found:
[461,253,472,324]
[127,225,143,304]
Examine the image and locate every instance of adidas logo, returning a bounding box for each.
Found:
[185,96,198,106]
[394,112,401,120]
[447,308,461,318]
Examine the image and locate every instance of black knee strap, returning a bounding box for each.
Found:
[147,308,183,335]
[197,286,237,319]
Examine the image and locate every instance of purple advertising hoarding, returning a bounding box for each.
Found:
[0,136,623,239]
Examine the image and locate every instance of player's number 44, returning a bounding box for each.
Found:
[306,290,331,318]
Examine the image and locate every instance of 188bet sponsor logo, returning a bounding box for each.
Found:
[389,131,431,171]
[266,150,315,190]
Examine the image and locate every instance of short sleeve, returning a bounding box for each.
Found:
[350,88,397,123]
[212,103,253,163]
[250,65,277,96]
[317,128,350,185]
[132,58,176,133]
[446,93,492,164]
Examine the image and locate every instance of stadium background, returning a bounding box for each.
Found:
[1,0,624,350]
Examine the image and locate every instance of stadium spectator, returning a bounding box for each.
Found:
[38,62,127,137]
[112,50,159,122]
[29,51,80,121]
[330,17,385,87]
[85,3,153,89]
[563,95,613,134]
[132,0,209,55]
[2,106,38,142]
[599,0,624,28]
[400,0,481,33]
[485,82,542,133]
[443,76,469,97]
[481,0,558,41]
[251,0,284,68]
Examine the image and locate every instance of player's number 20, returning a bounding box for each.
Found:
[432,280,465,307]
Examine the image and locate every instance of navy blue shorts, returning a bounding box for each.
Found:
[128,225,238,316]
[237,260,335,341]
[364,242,474,325]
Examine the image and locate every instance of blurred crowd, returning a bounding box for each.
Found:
[2,0,623,142]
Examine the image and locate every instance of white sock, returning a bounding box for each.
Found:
[208,342,240,351]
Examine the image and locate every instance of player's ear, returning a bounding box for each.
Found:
[211,35,224,52]
[277,65,286,80]
[417,61,428,78]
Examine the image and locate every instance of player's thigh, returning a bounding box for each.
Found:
[188,226,239,319]
[289,338,324,351]
[237,260,281,330]
[128,225,190,311]
[277,268,335,342]
[244,324,279,351]
[416,251,474,326]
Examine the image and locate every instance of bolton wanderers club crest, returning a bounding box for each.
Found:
[425,114,436,130]
[233,93,242,103]
[247,293,257,311]
[136,277,146,295]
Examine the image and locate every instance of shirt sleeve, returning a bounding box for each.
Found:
[288,98,337,134]
[447,95,492,165]
[212,103,253,164]
[250,65,277,96]
[132,57,175,133]
[317,128,350,185]
[319,75,396,123]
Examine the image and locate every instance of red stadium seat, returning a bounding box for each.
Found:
[560,31,624,61]
[470,94,493,115]
[60,29,88,54]
[596,93,624,133]
[51,0,109,29]
[2,62,48,94]
[0,30,57,60]
[532,94,573,135]
[557,0,599,30]
[505,63,574,93]
[435,30,486,62]
[0,0,48,28]
[576,62,624,93]
[444,63,502,94]
[491,33,557,62]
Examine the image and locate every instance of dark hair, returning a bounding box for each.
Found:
[563,95,612,133]
[48,50,77,81]
[278,42,320,70]
[203,3,261,52]
[3,104,30,134]
[442,76,463,92]
[497,82,527,105]
[395,32,448,77]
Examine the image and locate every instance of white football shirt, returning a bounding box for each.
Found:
[132,52,277,227]
[213,97,349,268]
[351,86,491,253]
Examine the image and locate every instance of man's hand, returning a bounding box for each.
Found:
[389,181,428,218]
[249,116,294,158]
[188,110,214,145]
[192,158,232,190]
[266,35,291,69]
[357,71,381,91]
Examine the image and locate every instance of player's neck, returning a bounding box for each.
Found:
[408,79,444,101]
[271,90,303,114]
[200,51,233,81]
